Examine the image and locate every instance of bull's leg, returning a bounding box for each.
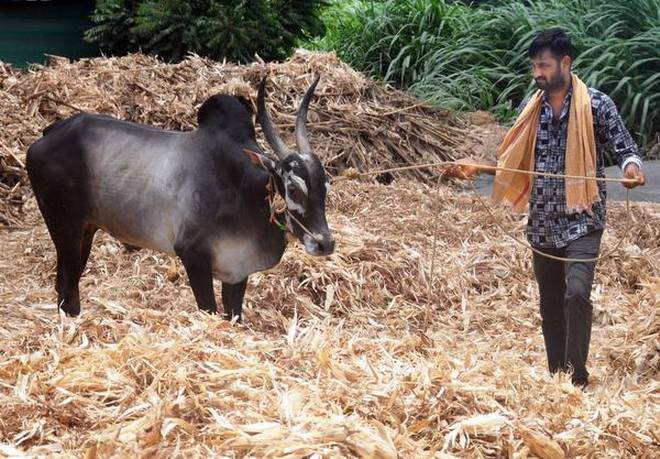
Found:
[52,227,85,316]
[175,246,217,314]
[55,227,94,299]
[28,150,89,317]
[79,226,98,277]
[55,258,63,295]
[38,207,86,316]
[222,279,247,321]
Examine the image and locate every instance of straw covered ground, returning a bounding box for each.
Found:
[1,52,659,457]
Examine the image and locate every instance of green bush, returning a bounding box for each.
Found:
[85,0,327,63]
[85,0,140,56]
[312,0,659,147]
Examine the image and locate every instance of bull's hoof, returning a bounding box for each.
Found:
[59,302,81,317]
[223,313,242,323]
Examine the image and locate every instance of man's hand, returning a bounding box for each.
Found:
[443,158,484,179]
[623,163,645,189]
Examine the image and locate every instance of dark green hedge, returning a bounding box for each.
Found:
[85,0,327,63]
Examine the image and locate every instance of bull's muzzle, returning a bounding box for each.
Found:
[303,233,335,256]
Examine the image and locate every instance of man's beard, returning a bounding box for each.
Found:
[535,71,567,92]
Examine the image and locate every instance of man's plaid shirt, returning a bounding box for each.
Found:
[517,86,643,249]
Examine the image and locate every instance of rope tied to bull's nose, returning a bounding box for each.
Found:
[285,211,325,242]
[333,160,640,185]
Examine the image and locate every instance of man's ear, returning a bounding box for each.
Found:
[561,55,572,71]
[244,148,277,174]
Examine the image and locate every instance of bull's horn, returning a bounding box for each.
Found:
[295,74,320,157]
[257,77,290,159]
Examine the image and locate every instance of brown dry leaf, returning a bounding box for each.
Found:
[518,424,565,459]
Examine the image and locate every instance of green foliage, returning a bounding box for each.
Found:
[85,0,140,56]
[85,0,327,63]
[313,0,660,146]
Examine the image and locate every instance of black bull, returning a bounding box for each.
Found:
[26,76,335,320]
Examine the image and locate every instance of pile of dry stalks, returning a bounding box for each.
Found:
[0,50,473,225]
[0,179,658,457]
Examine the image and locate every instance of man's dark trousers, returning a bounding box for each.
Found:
[532,229,603,385]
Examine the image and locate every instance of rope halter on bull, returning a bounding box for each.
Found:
[333,160,639,263]
[264,174,323,242]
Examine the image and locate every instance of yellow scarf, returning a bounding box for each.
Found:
[492,73,598,214]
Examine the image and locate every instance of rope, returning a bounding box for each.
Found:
[467,181,631,263]
[332,160,639,185]
[334,161,638,263]
[286,211,323,242]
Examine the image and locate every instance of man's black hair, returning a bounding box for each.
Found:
[528,28,572,60]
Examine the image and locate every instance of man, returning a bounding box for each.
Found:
[446,28,645,387]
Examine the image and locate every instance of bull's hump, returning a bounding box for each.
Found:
[197,94,255,141]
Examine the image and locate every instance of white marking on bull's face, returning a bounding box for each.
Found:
[283,169,308,216]
[289,174,308,194]
[286,195,305,215]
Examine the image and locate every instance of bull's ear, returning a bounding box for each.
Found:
[244,148,276,174]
